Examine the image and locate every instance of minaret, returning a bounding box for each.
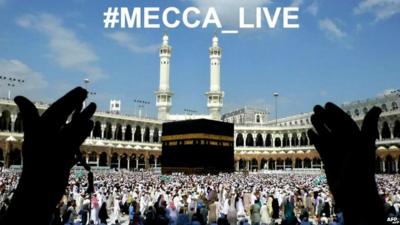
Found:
[155,33,173,120]
[206,35,224,120]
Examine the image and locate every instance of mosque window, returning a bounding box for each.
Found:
[354,109,360,116]
[89,152,97,162]
[363,107,368,114]
[392,102,398,111]
[256,115,260,123]
[381,104,387,112]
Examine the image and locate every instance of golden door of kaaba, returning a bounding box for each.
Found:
[161,119,234,174]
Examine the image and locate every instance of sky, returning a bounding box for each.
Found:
[0,0,399,119]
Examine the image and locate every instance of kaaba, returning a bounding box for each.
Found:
[161,119,234,174]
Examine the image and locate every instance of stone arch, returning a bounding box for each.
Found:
[149,154,156,168]
[14,112,23,133]
[99,152,108,167]
[134,125,142,142]
[104,122,112,140]
[304,158,311,168]
[260,158,268,169]
[143,127,150,142]
[120,153,128,169]
[114,123,123,140]
[276,158,284,170]
[156,156,161,167]
[153,128,159,142]
[282,133,290,147]
[245,133,254,146]
[300,132,308,146]
[236,133,244,147]
[381,122,391,139]
[250,158,258,171]
[312,158,321,168]
[88,151,97,162]
[130,154,137,170]
[255,133,263,147]
[285,158,292,169]
[0,110,11,131]
[125,124,133,141]
[268,159,275,170]
[265,134,272,147]
[291,133,299,146]
[238,159,245,170]
[110,153,119,169]
[385,155,396,174]
[138,154,145,169]
[295,158,302,168]
[274,137,281,147]
[93,121,102,138]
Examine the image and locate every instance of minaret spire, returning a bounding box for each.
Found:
[155,33,173,120]
[206,34,224,120]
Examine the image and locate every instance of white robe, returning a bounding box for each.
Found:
[236,198,245,216]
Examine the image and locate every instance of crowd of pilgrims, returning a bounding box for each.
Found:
[1,170,400,225]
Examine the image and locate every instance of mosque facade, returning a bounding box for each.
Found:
[0,35,399,173]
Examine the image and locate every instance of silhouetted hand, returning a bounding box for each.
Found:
[1,87,96,225]
[308,102,384,225]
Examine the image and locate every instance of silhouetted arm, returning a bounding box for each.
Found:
[0,87,96,225]
[308,102,385,225]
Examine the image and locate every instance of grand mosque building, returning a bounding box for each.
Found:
[0,34,399,173]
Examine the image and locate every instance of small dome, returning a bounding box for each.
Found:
[163,33,169,42]
[212,35,218,43]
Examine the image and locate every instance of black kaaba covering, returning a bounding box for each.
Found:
[161,119,234,174]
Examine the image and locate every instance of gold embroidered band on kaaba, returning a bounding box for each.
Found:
[161,133,234,142]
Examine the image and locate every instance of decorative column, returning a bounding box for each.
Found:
[150,129,154,143]
[111,125,116,140]
[10,114,16,132]
[101,124,106,139]
[122,126,126,141]
[235,161,239,171]
[118,156,121,169]
[145,156,150,170]
[107,155,112,167]
[382,160,386,173]
[141,128,146,143]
